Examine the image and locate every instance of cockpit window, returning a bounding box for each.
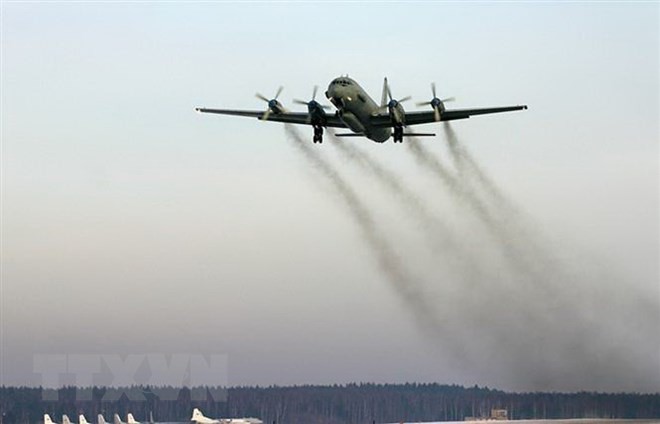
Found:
[331,78,352,87]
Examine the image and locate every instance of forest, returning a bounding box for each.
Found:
[1,384,659,424]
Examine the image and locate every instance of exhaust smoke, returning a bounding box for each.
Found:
[284,125,462,350]
[330,136,488,287]
[443,123,557,275]
[285,125,658,392]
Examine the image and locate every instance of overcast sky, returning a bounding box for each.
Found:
[1,2,658,393]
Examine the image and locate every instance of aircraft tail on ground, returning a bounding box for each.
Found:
[191,408,219,424]
[98,415,108,424]
[79,415,89,424]
[63,415,72,424]
[113,414,123,424]
[45,414,56,424]
[127,414,139,424]
[191,409,205,422]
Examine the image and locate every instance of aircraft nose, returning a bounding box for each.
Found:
[330,96,344,108]
[326,86,343,104]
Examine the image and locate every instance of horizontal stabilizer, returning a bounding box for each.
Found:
[402,133,435,137]
[334,133,366,137]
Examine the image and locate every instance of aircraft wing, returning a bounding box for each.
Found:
[195,108,348,128]
[370,105,528,127]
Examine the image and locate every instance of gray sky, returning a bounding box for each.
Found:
[1,2,658,393]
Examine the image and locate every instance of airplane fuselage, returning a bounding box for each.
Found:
[325,77,392,143]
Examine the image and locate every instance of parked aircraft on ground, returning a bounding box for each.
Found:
[190,408,262,424]
[113,414,125,424]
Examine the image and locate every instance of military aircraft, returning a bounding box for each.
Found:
[113,414,124,424]
[127,414,140,424]
[195,76,527,144]
[190,408,262,424]
[190,408,219,424]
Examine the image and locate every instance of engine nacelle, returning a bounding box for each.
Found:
[388,100,406,126]
[268,99,285,114]
[431,97,446,114]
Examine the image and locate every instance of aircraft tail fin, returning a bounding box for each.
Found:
[191,409,205,422]
[45,414,55,424]
[80,414,89,424]
[63,415,72,424]
[98,415,107,424]
[113,414,122,424]
[127,414,139,424]
[381,77,389,107]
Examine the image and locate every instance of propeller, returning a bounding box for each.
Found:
[293,86,330,119]
[416,82,454,122]
[256,86,285,120]
[381,79,411,125]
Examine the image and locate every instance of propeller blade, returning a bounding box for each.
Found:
[256,93,269,102]
[442,97,455,103]
[399,96,412,103]
[293,99,308,106]
[262,109,271,121]
[387,84,393,101]
[312,85,318,101]
[274,86,283,100]
[416,101,432,107]
[434,107,441,122]
[431,82,437,99]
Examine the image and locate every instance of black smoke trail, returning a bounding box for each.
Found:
[406,137,496,227]
[427,128,659,391]
[284,125,453,340]
[405,137,531,271]
[330,138,458,252]
[330,136,487,286]
[444,122,509,207]
[442,125,564,286]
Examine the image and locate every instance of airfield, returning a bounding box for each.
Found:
[418,421,660,424]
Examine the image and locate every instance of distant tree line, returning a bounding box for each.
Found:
[1,384,659,424]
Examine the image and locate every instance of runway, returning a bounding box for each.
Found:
[396,420,660,424]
